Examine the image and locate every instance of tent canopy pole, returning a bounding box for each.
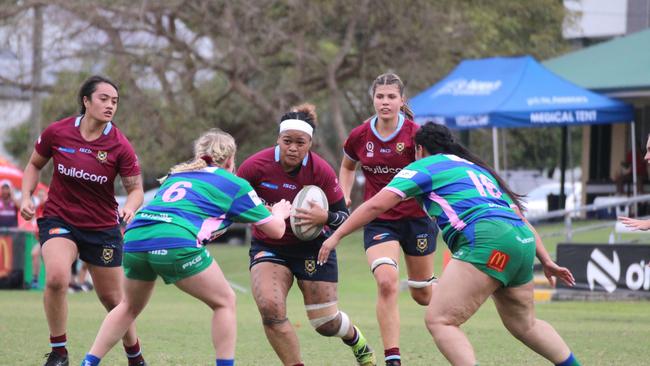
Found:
[492,127,500,172]
[631,121,638,214]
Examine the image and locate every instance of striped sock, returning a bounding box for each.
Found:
[50,334,67,356]
[384,347,401,364]
[81,353,101,366]
[216,359,234,366]
[124,339,145,365]
[556,353,581,366]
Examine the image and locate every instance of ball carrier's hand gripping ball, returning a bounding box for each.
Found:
[290,185,329,241]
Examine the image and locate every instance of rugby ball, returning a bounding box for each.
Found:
[290,185,329,241]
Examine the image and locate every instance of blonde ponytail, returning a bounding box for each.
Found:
[160,129,237,183]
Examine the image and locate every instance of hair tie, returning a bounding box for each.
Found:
[200,155,214,165]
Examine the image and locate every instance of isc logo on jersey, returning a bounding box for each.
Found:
[395,169,418,179]
[248,190,263,206]
[58,163,108,184]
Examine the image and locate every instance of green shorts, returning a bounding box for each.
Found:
[123,246,213,284]
[450,219,536,287]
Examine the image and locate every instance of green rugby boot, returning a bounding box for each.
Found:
[351,326,376,366]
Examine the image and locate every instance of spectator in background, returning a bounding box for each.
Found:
[68,260,93,293]
[0,179,19,228]
[614,147,647,195]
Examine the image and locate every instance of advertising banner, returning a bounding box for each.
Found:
[0,234,13,277]
[557,244,650,293]
[0,232,26,289]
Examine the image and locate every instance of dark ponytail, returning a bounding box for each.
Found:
[415,122,525,211]
[78,75,119,115]
[400,103,415,121]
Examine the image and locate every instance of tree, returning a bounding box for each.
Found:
[1,0,570,188]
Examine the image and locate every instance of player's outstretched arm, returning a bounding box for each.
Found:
[541,260,575,288]
[318,189,401,264]
[618,216,650,231]
[257,199,292,239]
[20,151,49,221]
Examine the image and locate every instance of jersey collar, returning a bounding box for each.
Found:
[203,167,220,173]
[370,113,404,142]
[274,145,309,166]
[75,115,113,135]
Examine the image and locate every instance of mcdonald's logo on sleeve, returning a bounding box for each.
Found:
[486,250,509,272]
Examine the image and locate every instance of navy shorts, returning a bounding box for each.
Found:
[38,217,123,267]
[364,217,438,256]
[249,239,338,282]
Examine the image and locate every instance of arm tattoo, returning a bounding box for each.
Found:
[122,175,143,193]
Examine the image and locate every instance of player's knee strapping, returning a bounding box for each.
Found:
[305,301,350,337]
[370,257,398,273]
[407,275,437,288]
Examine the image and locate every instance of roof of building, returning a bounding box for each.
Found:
[544,28,650,96]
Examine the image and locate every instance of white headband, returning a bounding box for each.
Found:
[279,119,313,137]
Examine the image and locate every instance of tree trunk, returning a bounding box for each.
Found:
[29,5,43,145]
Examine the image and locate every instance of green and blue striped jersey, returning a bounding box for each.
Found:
[125,167,272,251]
[385,154,520,245]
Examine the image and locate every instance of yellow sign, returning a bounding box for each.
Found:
[0,236,13,277]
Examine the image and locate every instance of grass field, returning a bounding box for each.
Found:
[2,224,649,365]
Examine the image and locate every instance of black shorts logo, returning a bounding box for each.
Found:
[304,259,316,276]
[416,238,428,253]
[102,248,114,264]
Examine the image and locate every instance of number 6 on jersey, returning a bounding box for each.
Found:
[162,181,193,202]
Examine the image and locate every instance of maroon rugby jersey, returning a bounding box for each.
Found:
[343,115,426,220]
[237,146,343,245]
[35,116,140,230]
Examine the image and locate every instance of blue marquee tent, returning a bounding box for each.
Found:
[410,55,634,129]
[410,55,638,200]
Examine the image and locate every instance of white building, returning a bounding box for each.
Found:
[564,0,650,41]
